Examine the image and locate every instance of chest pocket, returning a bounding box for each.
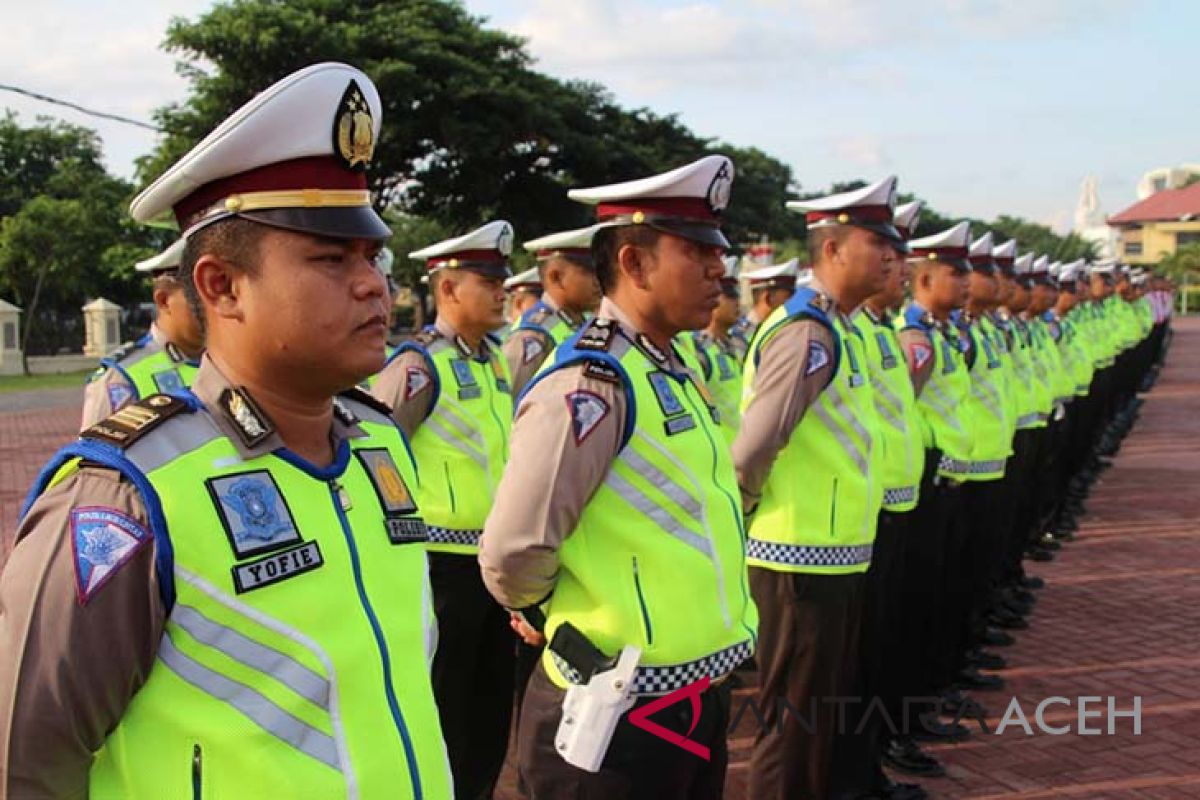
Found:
[875,331,898,370]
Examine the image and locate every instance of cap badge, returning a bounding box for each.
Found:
[632,211,646,224]
[333,80,375,171]
[837,213,850,225]
[706,160,733,214]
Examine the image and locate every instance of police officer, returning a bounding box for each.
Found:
[503,224,602,395]
[480,154,757,798]
[729,257,800,361]
[81,238,204,429]
[737,177,898,800]
[0,63,452,799]
[832,199,941,797]
[370,221,515,800]
[504,266,544,328]
[692,256,745,441]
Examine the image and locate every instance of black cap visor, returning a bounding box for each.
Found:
[242,205,392,241]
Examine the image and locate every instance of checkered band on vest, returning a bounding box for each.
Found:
[883,486,917,506]
[551,639,753,697]
[938,455,972,475]
[746,539,873,568]
[966,459,1006,475]
[426,526,482,546]
[1015,412,1041,428]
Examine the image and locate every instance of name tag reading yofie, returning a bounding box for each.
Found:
[232,541,324,593]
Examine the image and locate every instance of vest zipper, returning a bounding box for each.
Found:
[679,385,736,631]
[192,743,202,800]
[443,461,456,513]
[829,477,839,538]
[632,556,654,646]
[327,480,425,800]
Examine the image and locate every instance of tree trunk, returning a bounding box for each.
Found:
[19,265,49,376]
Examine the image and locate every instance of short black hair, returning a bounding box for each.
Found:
[591,225,661,294]
[178,217,267,335]
[807,225,850,263]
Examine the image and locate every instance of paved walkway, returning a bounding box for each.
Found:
[2,322,1198,797]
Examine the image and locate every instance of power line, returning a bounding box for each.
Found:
[0,84,162,132]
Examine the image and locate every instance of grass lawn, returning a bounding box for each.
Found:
[0,370,92,394]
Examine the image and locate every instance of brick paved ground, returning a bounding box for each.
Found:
[2,322,1197,798]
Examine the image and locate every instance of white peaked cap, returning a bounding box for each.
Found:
[131,62,387,241]
[721,255,740,280]
[1013,253,1035,275]
[969,231,995,257]
[908,220,972,251]
[1032,255,1051,274]
[893,200,923,238]
[742,257,799,283]
[135,238,186,273]
[522,224,603,255]
[786,176,901,242]
[992,239,1018,260]
[410,220,514,278]
[504,267,542,290]
[568,155,734,249]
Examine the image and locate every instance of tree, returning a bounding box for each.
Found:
[0,115,162,365]
[1157,243,1200,280]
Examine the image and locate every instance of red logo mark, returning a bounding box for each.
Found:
[627,677,711,760]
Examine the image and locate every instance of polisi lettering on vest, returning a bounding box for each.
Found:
[232,541,324,593]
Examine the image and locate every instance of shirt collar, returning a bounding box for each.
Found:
[434,317,493,360]
[598,297,692,374]
[190,356,366,461]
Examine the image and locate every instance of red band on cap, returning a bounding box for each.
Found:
[994,257,1015,266]
[806,205,894,225]
[426,250,508,271]
[750,276,797,288]
[596,197,717,222]
[969,255,996,265]
[173,156,368,228]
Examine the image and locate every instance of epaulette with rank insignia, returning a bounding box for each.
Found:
[338,386,395,418]
[412,328,442,348]
[82,393,190,448]
[575,318,616,352]
[583,361,622,385]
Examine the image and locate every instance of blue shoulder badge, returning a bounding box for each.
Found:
[152,368,185,394]
[804,340,831,376]
[70,507,151,604]
[566,390,609,445]
[107,382,134,411]
[207,471,302,559]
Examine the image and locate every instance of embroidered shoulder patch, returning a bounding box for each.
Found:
[404,366,432,400]
[522,336,545,365]
[804,340,831,376]
[207,471,302,559]
[70,507,151,605]
[151,369,185,394]
[107,382,134,411]
[909,342,933,372]
[566,390,610,445]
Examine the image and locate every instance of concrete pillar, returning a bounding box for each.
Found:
[83,298,123,357]
[0,299,21,376]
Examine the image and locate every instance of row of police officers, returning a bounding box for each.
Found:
[0,62,1173,800]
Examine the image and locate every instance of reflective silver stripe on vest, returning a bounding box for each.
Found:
[746,538,872,568]
[423,413,487,469]
[811,389,869,475]
[1015,412,1041,428]
[426,526,482,546]
[870,379,907,433]
[965,459,1006,475]
[552,639,753,697]
[158,633,340,770]
[173,604,329,708]
[125,412,223,475]
[605,471,714,558]
[620,447,703,521]
[883,485,917,506]
[922,382,965,433]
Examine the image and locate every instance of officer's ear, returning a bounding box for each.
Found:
[616,242,651,290]
[192,253,245,323]
[151,278,178,315]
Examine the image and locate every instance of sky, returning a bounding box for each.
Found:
[2,0,1196,233]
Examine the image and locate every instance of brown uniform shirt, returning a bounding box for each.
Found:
[371,317,500,439]
[731,281,839,513]
[479,298,699,611]
[79,325,173,431]
[0,357,366,799]
[500,296,584,398]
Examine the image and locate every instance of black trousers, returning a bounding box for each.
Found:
[748,569,865,800]
[516,663,731,800]
[429,552,515,800]
[830,510,913,796]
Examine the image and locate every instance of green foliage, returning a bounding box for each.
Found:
[1157,243,1200,279]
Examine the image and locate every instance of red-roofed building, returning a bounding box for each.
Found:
[1108,182,1200,265]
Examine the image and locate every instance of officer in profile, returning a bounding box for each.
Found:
[81,238,204,429]
[735,177,897,800]
[691,256,745,441]
[371,220,515,800]
[503,224,602,395]
[503,266,544,329]
[0,63,452,799]
[729,257,800,361]
[480,155,757,798]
